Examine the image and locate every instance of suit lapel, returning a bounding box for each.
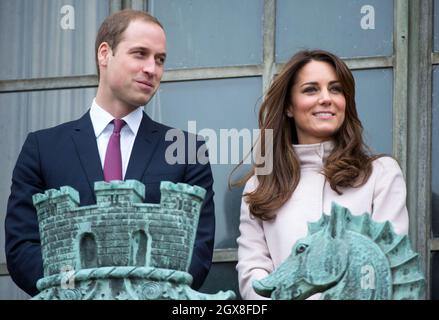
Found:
[125,112,161,180]
[71,111,104,192]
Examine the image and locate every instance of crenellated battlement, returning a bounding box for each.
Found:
[94,180,145,206]
[32,186,80,220]
[33,186,79,205]
[160,181,206,200]
[32,180,206,278]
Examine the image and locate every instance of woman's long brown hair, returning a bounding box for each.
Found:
[232,49,380,221]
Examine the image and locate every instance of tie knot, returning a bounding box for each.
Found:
[112,119,126,134]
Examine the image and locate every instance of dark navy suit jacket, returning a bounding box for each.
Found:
[5,111,215,296]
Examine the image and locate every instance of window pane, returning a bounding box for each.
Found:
[199,262,240,298]
[147,77,262,248]
[434,0,439,52]
[150,0,263,69]
[432,252,439,300]
[0,276,30,300]
[276,0,393,62]
[432,66,439,236]
[0,0,109,80]
[353,68,393,154]
[0,88,96,266]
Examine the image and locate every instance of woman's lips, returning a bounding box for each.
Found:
[313,112,335,119]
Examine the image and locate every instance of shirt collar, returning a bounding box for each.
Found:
[293,140,335,168]
[90,98,143,137]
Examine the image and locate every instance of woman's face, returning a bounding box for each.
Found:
[288,60,346,144]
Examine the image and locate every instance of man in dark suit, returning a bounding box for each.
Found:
[5,10,215,296]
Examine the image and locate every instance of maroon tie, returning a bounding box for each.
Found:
[103,119,126,182]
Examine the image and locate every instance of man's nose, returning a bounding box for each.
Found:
[142,56,156,75]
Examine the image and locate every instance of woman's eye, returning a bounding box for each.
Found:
[303,87,317,93]
[330,86,343,93]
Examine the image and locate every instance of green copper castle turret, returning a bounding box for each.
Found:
[31,180,235,300]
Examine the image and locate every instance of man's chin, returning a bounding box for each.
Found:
[137,91,157,107]
[131,95,153,108]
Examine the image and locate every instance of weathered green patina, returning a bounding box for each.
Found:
[31,180,235,300]
[253,202,425,300]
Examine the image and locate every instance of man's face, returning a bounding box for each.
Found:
[100,20,167,110]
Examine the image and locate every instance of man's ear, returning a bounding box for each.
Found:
[97,42,112,68]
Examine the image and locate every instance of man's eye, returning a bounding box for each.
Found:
[156,57,165,65]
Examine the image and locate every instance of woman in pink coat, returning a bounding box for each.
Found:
[235,50,409,300]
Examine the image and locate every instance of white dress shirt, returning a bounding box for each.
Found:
[89,98,143,179]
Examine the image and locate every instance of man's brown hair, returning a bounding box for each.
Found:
[95,9,164,79]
